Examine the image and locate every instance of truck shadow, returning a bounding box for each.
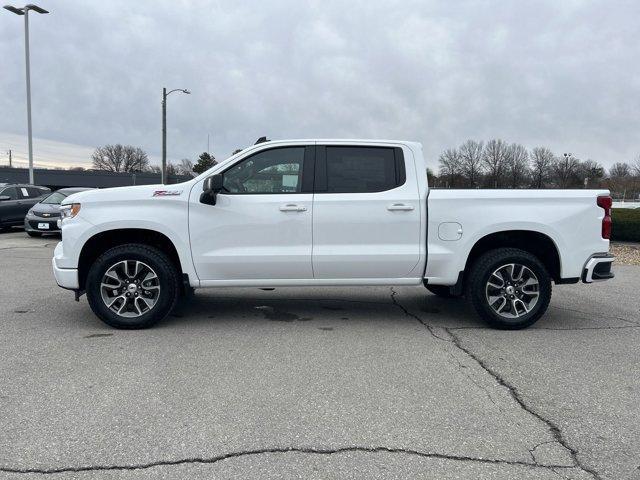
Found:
[161,289,485,330]
[157,286,628,332]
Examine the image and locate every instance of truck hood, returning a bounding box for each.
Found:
[61,183,193,205]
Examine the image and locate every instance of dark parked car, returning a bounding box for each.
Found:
[0,184,51,232]
[24,187,94,237]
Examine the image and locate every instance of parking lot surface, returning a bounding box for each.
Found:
[0,231,638,479]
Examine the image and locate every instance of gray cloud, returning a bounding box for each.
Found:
[1,0,639,168]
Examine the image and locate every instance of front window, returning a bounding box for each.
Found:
[41,192,67,204]
[0,187,18,200]
[222,147,305,194]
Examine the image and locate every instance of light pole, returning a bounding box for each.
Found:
[4,4,49,185]
[161,87,190,184]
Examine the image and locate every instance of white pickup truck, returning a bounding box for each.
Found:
[52,139,615,330]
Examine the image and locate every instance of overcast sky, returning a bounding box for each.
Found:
[1,0,639,170]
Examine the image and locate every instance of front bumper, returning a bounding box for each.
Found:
[52,242,79,289]
[582,254,615,283]
[24,215,61,233]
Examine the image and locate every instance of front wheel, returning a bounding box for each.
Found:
[86,244,180,329]
[466,248,551,329]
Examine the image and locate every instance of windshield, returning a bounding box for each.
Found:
[41,192,67,204]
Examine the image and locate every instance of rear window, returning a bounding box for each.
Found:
[324,147,403,193]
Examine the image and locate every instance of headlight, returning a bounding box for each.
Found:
[60,203,81,220]
[27,209,34,216]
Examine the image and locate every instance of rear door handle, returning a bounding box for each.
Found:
[387,203,414,211]
[279,204,307,212]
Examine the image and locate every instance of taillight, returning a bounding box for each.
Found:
[597,195,612,239]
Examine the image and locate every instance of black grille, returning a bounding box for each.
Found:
[33,211,61,218]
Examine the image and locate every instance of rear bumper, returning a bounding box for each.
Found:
[582,254,615,283]
[52,242,79,289]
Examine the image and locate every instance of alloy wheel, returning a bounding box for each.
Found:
[100,260,161,318]
[485,263,540,318]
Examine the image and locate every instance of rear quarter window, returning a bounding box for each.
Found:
[28,187,46,197]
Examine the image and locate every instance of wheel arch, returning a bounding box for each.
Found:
[463,230,562,284]
[77,228,186,292]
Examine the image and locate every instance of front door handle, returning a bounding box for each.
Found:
[279,204,307,212]
[387,203,414,211]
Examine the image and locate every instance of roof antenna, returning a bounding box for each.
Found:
[254,136,270,145]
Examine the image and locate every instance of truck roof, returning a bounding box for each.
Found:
[250,139,422,148]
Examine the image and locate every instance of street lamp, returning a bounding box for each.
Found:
[161,87,190,185]
[4,4,49,185]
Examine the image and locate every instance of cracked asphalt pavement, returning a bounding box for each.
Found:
[0,231,638,479]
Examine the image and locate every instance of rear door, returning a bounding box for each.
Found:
[312,144,421,279]
[189,145,315,282]
[17,186,40,213]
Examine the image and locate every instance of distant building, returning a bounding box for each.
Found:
[0,166,190,189]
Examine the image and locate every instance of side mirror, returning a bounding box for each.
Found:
[0,195,11,201]
[200,174,224,205]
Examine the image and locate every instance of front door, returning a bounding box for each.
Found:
[189,145,314,282]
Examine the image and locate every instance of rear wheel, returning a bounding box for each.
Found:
[466,248,551,329]
[86,244,180,329]
[426,285,460,298]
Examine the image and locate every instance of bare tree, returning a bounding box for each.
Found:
[176,158,196,177]
[91,144,149,172]
[426,168,438,187]
[632,155,640,177]
[147,162,180,176]
[608,162,633,198]
[166,162,178,176]
[630,156,640,200]
[552,154,581,188]
[609,162,631,178]
[483,139,508,188]
[505,143,529,188]
[530,147,554,188]
[579,160,605,188]
[458,140,484,188]
[438,148,462,188]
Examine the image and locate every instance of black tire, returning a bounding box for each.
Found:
[426,285,459,298]
[86,244,180,329]
[26,231,42,237]
[466,248,551,330]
